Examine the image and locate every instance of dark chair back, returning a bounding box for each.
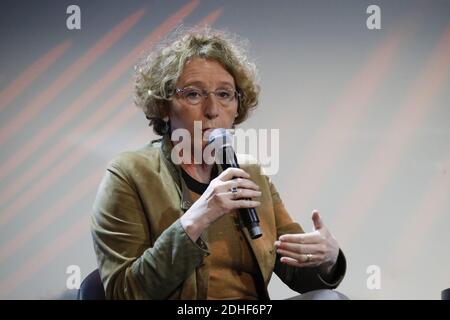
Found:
[77,269,105,300]
[442,288,450,300]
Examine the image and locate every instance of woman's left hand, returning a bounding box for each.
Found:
[274,210,339,276]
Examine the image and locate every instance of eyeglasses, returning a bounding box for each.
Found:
[173,86,240,106]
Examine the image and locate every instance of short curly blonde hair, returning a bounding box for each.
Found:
[134,27,260,136]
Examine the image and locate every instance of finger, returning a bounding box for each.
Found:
[276,248,323,264]
[312,210,324,230]
[229,188,262,200]
[279,256,319,268]
[279,231,321,244]
[218,167,250,181]
[274,242,325,255]
[222,178,260,191]
[230,199,261,209]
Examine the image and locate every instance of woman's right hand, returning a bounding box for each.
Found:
[180,167,262,241]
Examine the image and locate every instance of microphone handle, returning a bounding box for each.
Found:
[220,146,262,239]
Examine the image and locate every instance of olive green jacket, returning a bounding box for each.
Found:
[91,134,346,299]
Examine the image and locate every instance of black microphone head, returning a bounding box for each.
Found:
[207,128,237,168]
[207,128,234,147]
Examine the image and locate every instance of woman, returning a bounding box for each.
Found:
[91,27,346,299]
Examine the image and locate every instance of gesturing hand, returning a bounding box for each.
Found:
[274,210,339,275]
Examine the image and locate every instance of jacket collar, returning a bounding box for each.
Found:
[159,134,194,211]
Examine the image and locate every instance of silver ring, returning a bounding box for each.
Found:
[305,253,312,263]
[230,187,238,194]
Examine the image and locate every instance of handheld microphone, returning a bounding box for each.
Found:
[208,128,262,239]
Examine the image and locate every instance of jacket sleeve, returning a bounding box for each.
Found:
[91,161,208,299]
[267,176,347,293]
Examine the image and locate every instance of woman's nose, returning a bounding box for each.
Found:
[203,95,219,119]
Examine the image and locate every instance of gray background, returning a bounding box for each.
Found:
[0,0,449,299]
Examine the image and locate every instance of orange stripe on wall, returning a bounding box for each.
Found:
[0,172,101,264]
[0,215,90,298]
[195,8,223,27]
[0,40,72,112]
[0,104,138,228]
[0,9,146,145]
[388,153,450,272]
[0,1,199,187]
[0,84,131,207]
[332,23,450,246]
[283,24,414,214]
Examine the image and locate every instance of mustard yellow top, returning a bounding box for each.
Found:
[187,189,259,299]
